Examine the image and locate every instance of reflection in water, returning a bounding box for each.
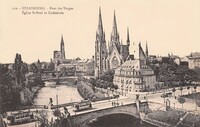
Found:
[34,81,83,105]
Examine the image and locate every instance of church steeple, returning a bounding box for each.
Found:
[146,41,148,56]
[60,35,65,59]
[126,27,130,46]
[111,10,119,42]
[113,10,117,33]
[97,7,103,36]
[61,35,64,44]
[95,7,107,78]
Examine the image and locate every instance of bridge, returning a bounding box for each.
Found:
[41,76,77,82]
[41,70,78,85]
[66,100,149,127]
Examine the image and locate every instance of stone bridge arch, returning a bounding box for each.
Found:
[69,103,140,127]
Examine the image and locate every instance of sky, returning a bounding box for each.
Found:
[0,0,200,63]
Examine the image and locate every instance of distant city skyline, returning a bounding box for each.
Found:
[1,0,200,63]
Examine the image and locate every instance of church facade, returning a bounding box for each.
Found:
[94,8,130,77]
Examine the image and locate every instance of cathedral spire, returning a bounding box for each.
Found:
[61,35,64,44]
[113,10,117,32]
[126,27,130,46]
[146,41,148,56]
[60,35,65,59]
[111,10,119,42]
[97,7,103,35]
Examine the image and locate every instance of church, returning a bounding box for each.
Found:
[94,8,157,92]
[94,8,130,78]
[53,35,66,62]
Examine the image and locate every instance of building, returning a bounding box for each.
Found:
[53,35,66,63]
[94,8,132,77]
[188,52,200,69]
[180,56,189,66]
[113,43,156,92]
[76,58,94,75]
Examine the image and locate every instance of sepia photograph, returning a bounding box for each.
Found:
[0,0,200,127]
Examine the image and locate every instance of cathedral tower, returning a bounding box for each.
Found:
[110,11,120,50]
[94,7,107,77]
[60,35,65,59]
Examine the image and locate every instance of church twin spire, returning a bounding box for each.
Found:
[97,7,104,37]
[111,10,119,43]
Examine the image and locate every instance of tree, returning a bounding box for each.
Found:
[113,85,118,93]
[89,78,96,87]
[178,97,185,109]
[179,86,183,96]
[47,61,55,71]
[187,86,190,94]
[95,79,101,88]
[157,62,198,88]
[13,53,24,85]
[172,88,176,97]
[53,109,61,117]
[108,82,114,93]
[104,81,109,89]
[193,85,197,92]
[100,83,104,92]
[36,59,42,74]
[0,64,21,112]
[30,63,38,73]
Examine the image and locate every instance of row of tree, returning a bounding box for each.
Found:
[88,70,119,94]
[0,54,45,113]
[150,61,199,88]
[171,85,198,97]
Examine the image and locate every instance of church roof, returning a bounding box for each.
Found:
[115,60,139,71]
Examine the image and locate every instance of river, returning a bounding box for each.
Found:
[34,81,83,105]
[34,81,156,127]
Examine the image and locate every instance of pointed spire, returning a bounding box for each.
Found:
[113,10,117,31]
[146,41,149,56]
[111,10,119,42]
[97,7,103,35]
[127,27,130,46]
[61,34,64,44]
[138,42,146,60]
[60,34,65,59]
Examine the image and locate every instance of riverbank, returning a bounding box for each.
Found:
[77,81,104,101]
[19,85,44,107]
